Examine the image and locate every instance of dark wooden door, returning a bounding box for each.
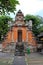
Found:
[18,30,22,42]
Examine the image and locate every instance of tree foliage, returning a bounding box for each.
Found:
[0,0,19,14]
[25,15,43,36]
[0,15,12,41]
[0,0,19,40]
[38,25,43,34]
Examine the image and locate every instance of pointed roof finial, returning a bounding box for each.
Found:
[18,9,22,13]
[16,9,24,16]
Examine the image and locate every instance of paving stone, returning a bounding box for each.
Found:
[27,53,43,65]
[13,56,26,65]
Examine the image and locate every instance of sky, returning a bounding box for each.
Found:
[10,0,43,18]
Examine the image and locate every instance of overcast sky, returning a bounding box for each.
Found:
[10,0,43,18]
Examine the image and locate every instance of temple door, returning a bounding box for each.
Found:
[18,30,22,42]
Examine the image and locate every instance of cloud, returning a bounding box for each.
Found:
[16,0,43,15]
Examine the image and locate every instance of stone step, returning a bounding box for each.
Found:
[15,51,25,56]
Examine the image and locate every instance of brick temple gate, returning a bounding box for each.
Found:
[2,10,37,52]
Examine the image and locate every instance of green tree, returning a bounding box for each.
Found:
[0,0,19,15]
[0,15,12,41]
[38,26,43,33]
[25,15,42,36]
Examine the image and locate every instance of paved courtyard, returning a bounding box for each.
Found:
[0,52,14,58]
[26,53,43,65]
[0,52,14,65]
[0,52,43,65]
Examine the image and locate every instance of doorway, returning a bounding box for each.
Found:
[18,30,22,42]
[15,30,25,56]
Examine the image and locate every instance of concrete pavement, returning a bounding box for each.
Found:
[13,56,26,65]
[0,52,43,65]
[26,53,43,65]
